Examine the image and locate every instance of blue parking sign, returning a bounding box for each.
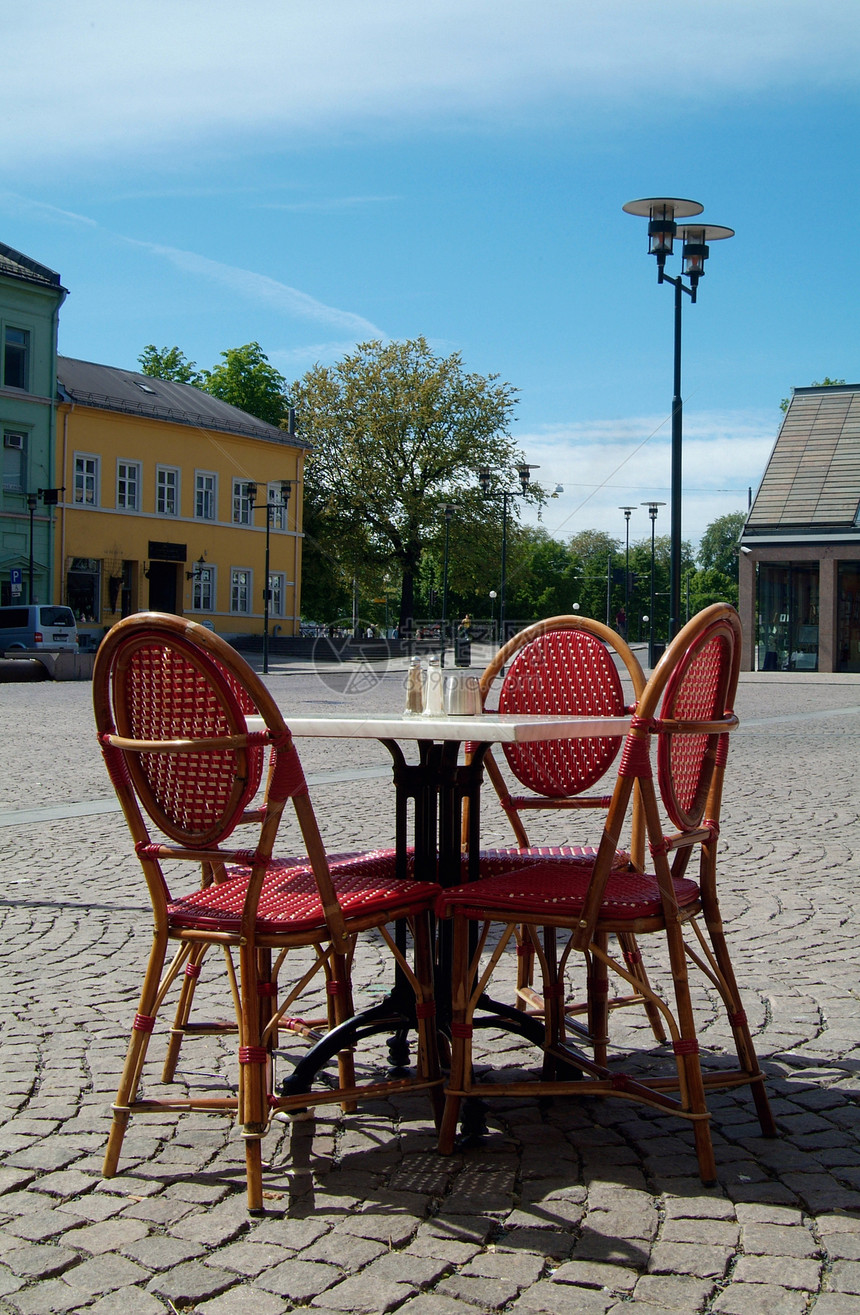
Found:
[10,568,22,598]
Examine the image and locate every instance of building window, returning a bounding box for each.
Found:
[268,572,286,616]
[116,460,141,511]
[268,481,290,531]
[3,327,30,391]
[192,565,215,612]
[67,557,101,622]
[156,466,180,516]
[195,471,217,521]
[74,454,99,506]
[232,479,254,525]
[231,568,251,614]
[2,431,26,493]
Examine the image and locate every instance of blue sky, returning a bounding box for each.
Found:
[3,0,859,548]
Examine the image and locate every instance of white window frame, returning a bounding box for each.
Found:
[192,564,215,612]
[74,453,100,506]
[2,430,27,493]
[156,465,180,517]
[116,459,142,512]
[195,470,217,521]
[231,567,252,614]
[268,571,286,617]
[267,481,290,532]
[232,478,255,526]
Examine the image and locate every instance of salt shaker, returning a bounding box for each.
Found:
[423,655,444,716]
[404,656,424,715]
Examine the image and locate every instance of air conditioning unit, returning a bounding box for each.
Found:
[3,433,24,450]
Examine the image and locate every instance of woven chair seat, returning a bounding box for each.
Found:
[465,845,630,877]
[169,852,440,935]
[438,861,700,922]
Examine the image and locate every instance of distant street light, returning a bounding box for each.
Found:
[479,462,538,648]
[246,479,292,674]
[623,197,733,638]
[641,501,665,667]
[619,506,636,638]
[439,503,461,667]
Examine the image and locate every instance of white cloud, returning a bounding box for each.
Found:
[3,1,860,168]
[518,408,777,546]
[129,240,385,337]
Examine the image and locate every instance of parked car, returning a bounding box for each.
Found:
[0,605,79,652]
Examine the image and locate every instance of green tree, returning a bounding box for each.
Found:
[138,344,202,385]
[201,342,290,428]
[697,510,746,576]
[292,337,530,628]
[780,377,845,412]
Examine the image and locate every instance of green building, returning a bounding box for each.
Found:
[0,243,68,606]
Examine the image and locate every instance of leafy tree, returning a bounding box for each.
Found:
[139,344,202,386]
[201,342,290,428]
[697,510,746,576]
[780,377,845,413]
[292,337,531,627]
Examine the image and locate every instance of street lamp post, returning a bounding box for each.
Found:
[642,501,665,667]
[439,503,461,667]
[619,506,636,639]
[478,462,538,648]
[246,479,292,675]
[25,487,63,604]
[623,197,733,639]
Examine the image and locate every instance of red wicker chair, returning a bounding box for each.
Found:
[94,613,441,1211]
[438,604,776,1184]
[464,616,664,1042]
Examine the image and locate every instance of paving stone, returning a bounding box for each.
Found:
[196,1288,289,1314]
[146,1260,236,1303]
[395,1297,478,1315]
[632,1274,714,1310]
[5,1209,86,1242]
[4,1277,85,1314]
[829,1258,860,1294]
[4,1244,78,1280]
[710,1282,809,1314]
[435,1274,522,1308]
[741,1223,819,1257]
[732,1254,822,1289]
[257,1258,342,1301]
[85,1290,167,1315]
[60,1218,150,1254]
[207,1238,293,1276]
[62,1252,153,1295]
[509,1278,614,1313]
[121,1233,205,1270]
[647,1242,733,1279]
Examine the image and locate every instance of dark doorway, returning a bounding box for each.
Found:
[147,561,178,613]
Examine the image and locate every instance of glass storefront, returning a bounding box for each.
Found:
[67,557,101,623]
[757,563,820,671]
[837,562,860,672]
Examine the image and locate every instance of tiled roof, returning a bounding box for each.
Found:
[56,356,306,448]
[0,242,63,289]
[744,385,860,536]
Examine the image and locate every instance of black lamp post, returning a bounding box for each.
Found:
[623,197,733,640]
[619,506,636,638]
[26,487,63,604]
[439,503,461,667]
[246,479,292,675]
[642,500,665,667]
[478,461,537,648]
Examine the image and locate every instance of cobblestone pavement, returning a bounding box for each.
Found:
[1,656,860,1314]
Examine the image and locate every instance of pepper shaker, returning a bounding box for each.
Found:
[404,656,424,715]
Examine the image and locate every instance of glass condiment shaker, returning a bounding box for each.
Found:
[423,654,444,716]
[404,656,424,715]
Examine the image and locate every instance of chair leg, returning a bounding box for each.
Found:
[325,951,357,1112]
[515,926,536,1009]
[663,919,717,1185]
[162,944,208,1082]
[245,1135,265,1213]
[103,935,168,1178]
[411,912,444,1128]
[588,934,610,1067]
[438,914,471,1154]
[617,933,667,1044]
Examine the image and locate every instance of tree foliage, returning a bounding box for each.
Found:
[780,377,845,413]
[139,344,202,386]
[697,510,746,575]
[139,341,290,428]
[293,337,532,627]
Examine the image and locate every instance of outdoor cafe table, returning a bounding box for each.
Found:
[277,710,632,1096]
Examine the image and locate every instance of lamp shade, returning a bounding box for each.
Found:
[623,197,704,258]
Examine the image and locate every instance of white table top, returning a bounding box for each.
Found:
[277,711,632,743]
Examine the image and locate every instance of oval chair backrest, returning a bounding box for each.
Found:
[498,629,627,798]
[656,617,737,832]
[109,630,265,848]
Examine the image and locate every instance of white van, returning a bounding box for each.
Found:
[0,604,79,652]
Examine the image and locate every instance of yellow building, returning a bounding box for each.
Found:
[55,356,305,646]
